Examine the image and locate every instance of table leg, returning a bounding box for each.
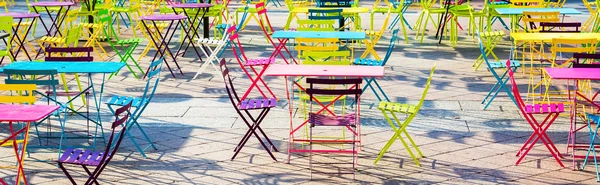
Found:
[88,73,106,144]
[175,7,207,59]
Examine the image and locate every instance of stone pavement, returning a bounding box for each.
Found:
[1,1,600,184]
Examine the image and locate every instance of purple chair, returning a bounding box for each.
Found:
[219,58,278,161]
[57,101,131,185]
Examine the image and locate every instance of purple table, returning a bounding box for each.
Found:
[30,2,74,37]
[0,12,40,61]
[170,3,212,58]
[141,14,186,79]
[0,104,59,185]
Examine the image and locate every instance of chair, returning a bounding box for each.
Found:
[316,0,352,7]
[506,61,565,167]
[194,21,230,79]
[100,9,145,79]
[476,31,521,110]
[373,64,435,166]
[105,58,163,158]
[360,6,392,61]
[582,113,600,182]
[36,10,81,59]
[219,58,278,161]
[353,29,400,103]
[0,15,12,64]
[111,0,142,38]
[547,38,597,68]
[235,0,262,31]
[510,0,545,8]
[306,78,362,179]
[227,25,277,102]
[283,0,310,30]
[414,0,445,43]
[79,9,110,60]
[521,11,560,33]
[539,22,582,33]
[58,101,131,185]
[371,0,413,36]
[308,8,347,31]
[256,2,296,65]
[582,0,598,32]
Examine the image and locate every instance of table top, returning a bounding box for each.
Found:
[30,1,74,6]
[292,7,369,13]
[141,14,186,21]
[0,104,59,122]
[170,3,213,8]
[0,12,40,19]
[1,62,125,74]
[495,8,581,15]
[272,31,366,40]
[545,68,600,80]
[265,64,384,77]
[511,32,600,42]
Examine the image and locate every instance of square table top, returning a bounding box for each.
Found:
[0,104,59,122]
[272,31,366,40]
[495,8,581,15]
[510,32,600,42]
[545,68,600,80]
[1,62,125,74]
[265,64,384,77]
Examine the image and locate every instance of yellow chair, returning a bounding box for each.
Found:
[37,11,81,56]
[283,0,309,30]
[236,0,263,31]
[510,0,546,8]
[371,0,411,43]
[521,11,560,33]
[361,6,392,60]
[583,0,599,32]
[414,0,446,43]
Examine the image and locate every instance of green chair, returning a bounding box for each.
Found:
[0,15,12,64]
[100,9,145,79]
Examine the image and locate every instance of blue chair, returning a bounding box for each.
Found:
[353,29,399,103]
[582,113,600,182]
[476,31,521,110]
[308,8,345,31]
[387,0,413,31]
[106,58,163,158]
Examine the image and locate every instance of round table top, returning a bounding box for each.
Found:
[170,3,213,8]
[140,14,186,21]
[30,1,75,6]
[0,12,40,19]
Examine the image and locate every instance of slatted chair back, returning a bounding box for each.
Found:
[308,8,343,21]
[219,58,243,108]
[573,53,600,67]
[45,47,94,61]
[296,38,351,65]
[550,38,598,67]
[306,78,362,118]
[510,0,545,8]
[0,15,12,54]
[3,69,60,104]
[380,29,400,66]
[316,0,352,7]
[521,11,560,32]
[540,22,581,33]
[507,61,530,115]
[296,20,336,31]
[0,84,36,104]
[226,25,254,65]
[141,58,164,105]
[256,2,274,35]
[413,64,436,115]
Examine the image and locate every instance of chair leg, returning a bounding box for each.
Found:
[58,163,77,185]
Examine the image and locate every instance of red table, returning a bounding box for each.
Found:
[0,104,58,185]
[265,64,384,162]
[545,67,600,169]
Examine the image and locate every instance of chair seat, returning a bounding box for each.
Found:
[300,94,346,102]
[58,148,107,166]
[39,36,65,44]
[46,89,91,96]
[216,23,231,30]
[245,58,275,66]
[197,37,226,45]
[0,50,9,57]
[12,21,33,27]
[309,112,356,126]
[80,23,103,29]
[110,7,136,12]
[107,95,143,107]
[1,139,23,147]
[353,58,383,66]
[117,38,142,44]
[239,98,276,110]
[489,60,521,68]
[525,103,565,114]
[379,101,418,114]
[481,31,505,37]
[540,59,568,65]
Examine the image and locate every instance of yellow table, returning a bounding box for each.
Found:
[511,32,600,43]
[284,7,369,30]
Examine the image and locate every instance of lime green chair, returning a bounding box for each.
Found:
[414,0,445,43]
[0,15,12,63]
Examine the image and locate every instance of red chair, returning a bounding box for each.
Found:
[255,2,296,65]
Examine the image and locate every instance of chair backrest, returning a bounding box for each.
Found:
[540,22,581,33]
[316,0,352,7]
[308,8,344,20]
[380,29,400,66]
[93,101,131,178]
[296,38,350,65]
[521,11,560,32]
[550,38,598,67]
[510,0,545,8]
[573,53,600,67]
[227,25,251,65]
[219,58,242,108]
[296,20,336,31]
[506,61,529,116]
[256,2,273,34]
[45,47,94,61]
[305,78,362,101]
[0,16,12,50]
[476,31,504,79]
[3,69,60,103]
[0,84,36,104]
[414,64,436,112]
[141,58,164,104]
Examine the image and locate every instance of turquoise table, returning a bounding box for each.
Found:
[0,61,125,150]
[271,31,366,64]
[494,8,581,32]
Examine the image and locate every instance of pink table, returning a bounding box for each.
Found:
[0,104,59,185]
[265,64,384,162]
[545,67,600,168]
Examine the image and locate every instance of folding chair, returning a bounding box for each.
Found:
[219,58,278,161]
[353,29,400,103]
[308,8,347,31]
[193,27,229,79]
[414,0,445,43]
[473,31,504,71]
[539,22,581,33]
[227,25,277,102]
[106,58,163,158]
[100,9,145,79]
[360,6,391,61]
[235,0,262,31]
[306,78,362,179]
[36,10,81,59]
[582,0,598,32]
[373,64,435,166]
[477,32,521,110]
[79,9,110,60]
[521,11,560,33]
[0,15,12,64]
[371,0,413,40]
[256,2,296,65]
[506,61,565,167]
[111,0,142,38]
[58,101,131,185]
[582,113,600,182]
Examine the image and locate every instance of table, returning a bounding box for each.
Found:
[511,32,600,43]
[0,62,125,149]
[265,64,384,162]
[171,3,212,59]
[30,2,74,37]
[0,104,58,185]
[284,7,369,30]
[271,31,366,65]
[0,12,40,61]
[140,14,186,79]
[495,8,581,32]
[545,67,600,169]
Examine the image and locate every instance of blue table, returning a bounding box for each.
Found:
[494,8,581,32]
[271,31,366,65]
[1,61,125,150]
